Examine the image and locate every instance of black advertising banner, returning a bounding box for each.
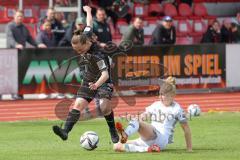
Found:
[18,48,80,94]
[112,44,226,91]
[18,44,226,94]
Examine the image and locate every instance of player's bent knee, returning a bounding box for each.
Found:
[73,98,89,111]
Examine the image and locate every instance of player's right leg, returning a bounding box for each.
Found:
[116,120,156,143]
[52,97,90,140]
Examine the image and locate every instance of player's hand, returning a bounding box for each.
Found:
[38,44,47,48]
[16,44,23,49]
[89,82,98,90]
[83,6,92,13]
[99,43,106,48]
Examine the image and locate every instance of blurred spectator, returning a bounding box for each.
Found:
[6,10,37,49]
[230,23,239,43]
[58,17,86,47]
[6,10,36,100]
[221,19,232,43]
[236,12,240,43]
[98,0,118,28]
[93,8,112,47]
[112,0,132,24]
[121,17,144,45]
[36,21,57,48]
[38,8,65,45]
[149,16,176,45]
[201,20,221,43]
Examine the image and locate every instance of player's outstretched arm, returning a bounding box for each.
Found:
[181,122,193,152]
[83,6,93,27]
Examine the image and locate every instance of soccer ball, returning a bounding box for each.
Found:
[187,104,201,116]
[80,131,99,150]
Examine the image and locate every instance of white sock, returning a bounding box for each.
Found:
[124,120,140,136]
[125,144,148,152]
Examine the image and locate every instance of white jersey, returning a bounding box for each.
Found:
[145,101,187,144]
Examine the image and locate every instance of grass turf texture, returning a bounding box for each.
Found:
[0,112,240,160]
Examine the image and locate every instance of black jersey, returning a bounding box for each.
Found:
[78,52,107,84]
[78,26,112,84]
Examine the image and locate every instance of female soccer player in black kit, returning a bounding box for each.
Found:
[52,6,119,143]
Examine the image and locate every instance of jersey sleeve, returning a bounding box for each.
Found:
[176,107,188,123]
[92,55,108,72]
[83,26,93,38]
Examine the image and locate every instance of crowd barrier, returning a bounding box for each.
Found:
[0,44,239,95]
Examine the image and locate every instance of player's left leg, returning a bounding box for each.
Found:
[99,98,119,143]
[113,139,160,152]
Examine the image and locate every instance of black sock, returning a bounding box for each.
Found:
[63,109,80,133]
[104,111,116,130]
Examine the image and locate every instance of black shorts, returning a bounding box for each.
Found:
[77,83,113,102]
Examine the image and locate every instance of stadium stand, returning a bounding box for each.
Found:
[0,0,239,45]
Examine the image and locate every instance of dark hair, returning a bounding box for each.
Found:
[231,22,237,28]
[71,29,89,45]
[212,20,220,25]
[96,7,105,13]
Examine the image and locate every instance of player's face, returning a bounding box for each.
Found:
[14,12,24,24]
[72,41,91,54]
[160,93,175,106]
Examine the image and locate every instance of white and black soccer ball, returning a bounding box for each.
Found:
[188,104,201,116]
[80,131,99,151]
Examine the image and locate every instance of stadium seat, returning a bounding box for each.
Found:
[178,3,200,20]
[23,6,38,23]
[25,24,37,38]
[0,6,11,23]
[177,20,192,36]
[148,3,163,17]
[192,19,207,35]
[163,3,185,20]
[144,35,152,44]
[39,5,48,18]
[163,3,178,17]
[192,35,203,43]
[0,0,18,5]
[145,17,159,35]
[116,19,128,35]
[134,3,148,17]
[6,6,17,18]
[193,3,216,20]
[178,3,192,17]
[176,36,193,44]
[112,34,122,45]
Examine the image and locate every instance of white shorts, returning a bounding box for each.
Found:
[129,127,169,150]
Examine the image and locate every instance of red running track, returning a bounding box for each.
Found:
[0,92,240,122]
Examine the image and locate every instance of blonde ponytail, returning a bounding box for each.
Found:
[165,76,176,86]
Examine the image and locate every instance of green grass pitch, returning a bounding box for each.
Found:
[0,112,240,160]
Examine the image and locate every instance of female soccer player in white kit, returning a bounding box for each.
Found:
[114,77,192,152]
